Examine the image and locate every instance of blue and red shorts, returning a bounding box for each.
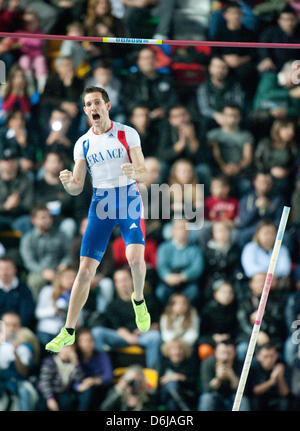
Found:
[80,182,145,261]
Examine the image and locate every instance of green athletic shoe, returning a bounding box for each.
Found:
[45,328,75,353]
[131,293,151,332]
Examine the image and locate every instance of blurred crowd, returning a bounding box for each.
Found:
[1,0,300,412]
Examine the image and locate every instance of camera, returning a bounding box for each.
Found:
[127,379,139,394]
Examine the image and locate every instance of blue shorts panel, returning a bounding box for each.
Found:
[80,183,145,261]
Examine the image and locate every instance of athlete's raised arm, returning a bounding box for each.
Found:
[121,146,148,183]
[59,159,87,196]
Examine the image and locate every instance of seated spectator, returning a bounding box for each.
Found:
[198,339,250,411]
[159,338,198,411]
[0,110,39,173]
[118,0,159,38]
[0,312,39,411]
[160,293,200,347]
[204,175,239,227]
[157,105,210,188]
[35,266,77,346]
[212,2,257,95]
[0,0,23,71]
[202,221,241,288]
[196,56,246,133]
[83,61,124,126]
[19,203,70,301]
[236,272,288,360]
[15,11,48,94]
[84,0,125,37]
[0,146,34,234]
[35,151,76,239]
[241,220,292,279]
[59,22,90,76]
[168,159,203,216]
[198,280,238,358]
[257,5,300,73]
[238,171,284,247]
[208,103,254,197]
[0,256,35,328]
[38,345,91,411]
[91,268,161,370]
[75,327,113,410]
[43,108,73,160]
[129,105,158,158]
[254,118,297,196]
[156,219,204,305]
[124,47,178,120]
[252,61,300,128]
[0,64,34,124]
[248,343,290,411]
[290,344,300,410]
[208,0,258,39]
[41,56,83,130]
[101,364,157,411]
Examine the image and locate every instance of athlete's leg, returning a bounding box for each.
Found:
[125,243,146,301]
[65,256,100,328]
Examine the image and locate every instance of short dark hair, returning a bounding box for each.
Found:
[279,5,298,17]
[257,343,277,353]
[211,175,230,186]
[223,103,241,112]
[30,203,50,218]
[0,255,16,267]
[224,2,241,12]
[82,86,110,105]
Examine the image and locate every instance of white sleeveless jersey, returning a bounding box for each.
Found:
[73,121,141,189]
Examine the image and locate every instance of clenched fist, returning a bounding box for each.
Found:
[121,163,136,179]
[59,169,73,186]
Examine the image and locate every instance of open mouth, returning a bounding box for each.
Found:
[92,113,100,121]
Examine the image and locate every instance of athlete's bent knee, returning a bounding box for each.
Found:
[77,266,96,283]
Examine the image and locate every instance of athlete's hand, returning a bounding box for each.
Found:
[59,169,73,185]
[121,163,136,179]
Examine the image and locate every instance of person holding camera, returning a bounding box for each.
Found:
[100,365,156,411]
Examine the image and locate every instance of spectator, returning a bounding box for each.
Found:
[208,103,254,196]
[196,56,246,133]
[129,105,158,158]
[290,344,300,410]
[238,171,284,247]
[254,118,296,196]
[43,108,73,159]
[241,220,292,279]
[124,47,179,119]
[159,293,200,347]
[157,105,210,188]
[257,5,300,73]
[202,221,241,288]
[84,0,125,37]
[0,110,39,173]
[0,256,35,328]
[208,0,259,39]
[0,146,34,234]
[212,2,257,95]
[59,22,90,75]
[204,175,239,226]
[15,11,48,94]
[101,364,157,411]
[248,343,290,411]
[0,312,39,411]
[38,345,90,411]
[91,268,161,370]
[75,327,113,410]
[0,0,23,71]
[252,61,300,127]
[19,203,70,301]
[236,272,288,360]
[35,266,77,346]
[168,159,203,216]
[34,151,76,239]
[159,338,198,411]
[198,339,250,411]
[0,64,34,124]
[119,0,159,38]
[156,219,204,305]
[198,280,238,355]
[41,56,83,129]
